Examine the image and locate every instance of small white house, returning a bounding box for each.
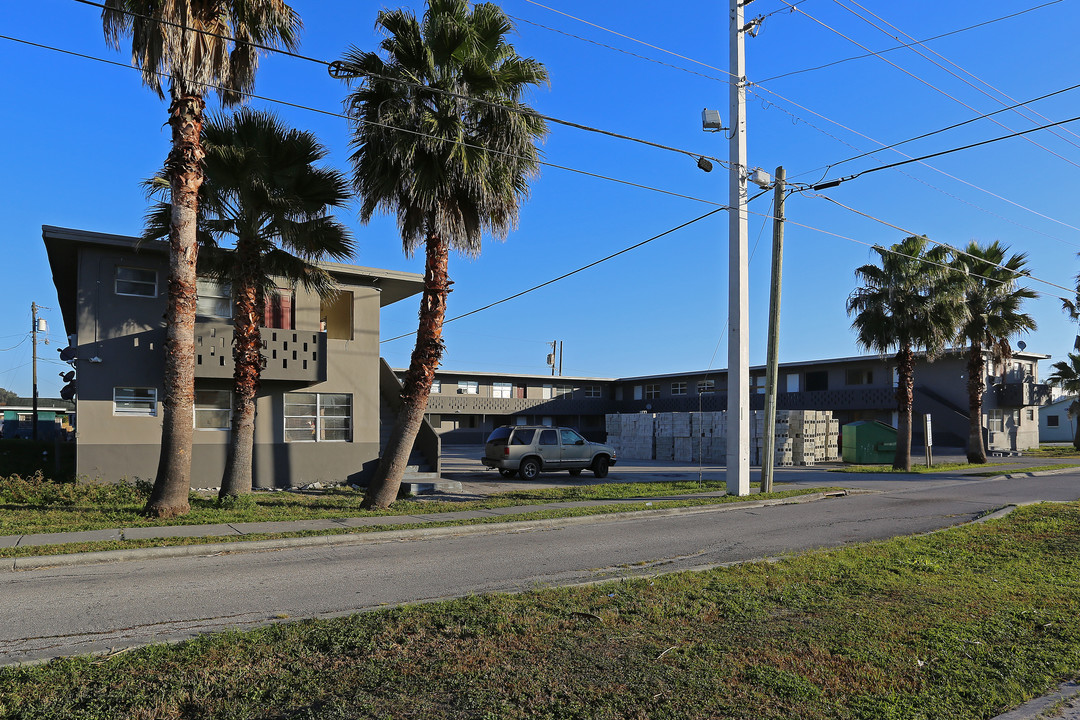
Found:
[1039,396,1077,443]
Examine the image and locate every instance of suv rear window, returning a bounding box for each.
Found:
[511,428,535,445]
[539,429,558,445]
[486,427,512,446]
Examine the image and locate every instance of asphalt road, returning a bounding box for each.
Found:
[2,469,1079,665]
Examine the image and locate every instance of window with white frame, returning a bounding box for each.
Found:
[115,267,157,297]
[458,380,479,395]
[431,379,442,393]
[284,392,352,442]
[493,382,513,399]
[114,387,157,416]
[195,389,231,429]
[671,382,687,396]
[196,278,232,319]
[585,385,602,398]
[1026,408,1035,422]
[556,385,572,398]
[697,379,716,394]
[542,384,555,399]
[988,409,1004,433]
[645,384,660,400]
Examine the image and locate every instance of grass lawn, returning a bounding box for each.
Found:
[0,473,828,558]
[830,461,1005,474]
[1027,445,1080,459]
[2,502,1079,719]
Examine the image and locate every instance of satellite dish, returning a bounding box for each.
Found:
[1017,341,1027,351]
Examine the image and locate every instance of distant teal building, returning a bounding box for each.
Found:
[0,401,75,441]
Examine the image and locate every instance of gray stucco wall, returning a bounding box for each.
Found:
[70,243,388,487]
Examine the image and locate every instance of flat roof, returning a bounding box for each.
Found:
[43,225,425,335]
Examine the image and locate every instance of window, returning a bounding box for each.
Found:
[17,413,32,432]
[560,428,585,445]
[672,382,687,396]
[805,371,828,392]
[585,385,602,399]
[645,384,660,400]
[511,428,536,445]
[1048,415,1060,427]
[754,376,765,395]
[263,289,294,330]
[786,374,800,393]
[542,385,555,399]
[320,291,354,340]
[114,387,157,416]
[539,429,558,445]
[196,279,231,319]
[988,409,1004,433]
[458,380,479,395]
[1026,409,1035,422]
[697,379,715,395]
[556,386,572,398]
[195,389,231,429]
[284,392,352,442]
[493,382,513,399]
[431,380,442,394]
[846,369,873,386]
[115,267,157,297]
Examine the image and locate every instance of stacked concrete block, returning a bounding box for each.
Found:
[605,409,835,466]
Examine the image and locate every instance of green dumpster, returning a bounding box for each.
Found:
[842,421,897,464]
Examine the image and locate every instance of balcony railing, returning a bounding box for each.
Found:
[195,324,326,383]
[995,381,1052,407]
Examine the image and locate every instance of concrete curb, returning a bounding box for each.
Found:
[992,681,1080,720]
[8,490,847,571]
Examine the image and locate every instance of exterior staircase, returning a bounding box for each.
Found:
[378,359,459,495]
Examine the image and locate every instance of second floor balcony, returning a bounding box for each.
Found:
[195,324,326,383]
[994,381,1053,407]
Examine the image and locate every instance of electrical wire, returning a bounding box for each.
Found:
[0,336,30,353]
[835,0,1080,151]
[381,206,728,343]
[757,0,1064,84]
[515,0,737,79]
[803,193,1077,296]
[776,0,1080,170]
[503,0,1080,244]
[813,81,1080,176]
[75,0,728,168]
[810,113,1080,193]
[0,33,724,207]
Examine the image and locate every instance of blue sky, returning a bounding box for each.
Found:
[3,0,1079,399]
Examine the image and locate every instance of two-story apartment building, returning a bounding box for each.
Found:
[44,225,426,486]
[409,349,1052,452]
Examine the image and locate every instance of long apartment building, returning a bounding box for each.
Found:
[406,349,1052,453]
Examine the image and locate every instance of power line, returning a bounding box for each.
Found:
[810,113,1080,192]
[776,0,1080,171]
[382,206,727,343]
[76,0,727,169]
[831,0,1080,155]
[757,0,1065,83]
[815,81,1080,176]
[804,193,1076,296]
[0,33,724,207]
[515,0,737,79]
[505,0,1080,244]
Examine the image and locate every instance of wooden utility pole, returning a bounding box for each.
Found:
[761,167,786,493]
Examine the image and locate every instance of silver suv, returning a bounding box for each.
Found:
[482,425,617,480]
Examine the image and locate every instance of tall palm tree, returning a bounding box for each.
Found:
[103,0,301,517]
[951,241,1036,463]
[336,0,548,509]
[1048,353,1080,449]
[145,109,354,499]
[847,236,966,471]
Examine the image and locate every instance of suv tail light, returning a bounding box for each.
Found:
[504,447,510,456]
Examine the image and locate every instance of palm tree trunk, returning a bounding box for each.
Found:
[145,90,206,518]
[363,232,448,509]
[966,344,987,463]
[893,345,915,471]
[220,242,262,499]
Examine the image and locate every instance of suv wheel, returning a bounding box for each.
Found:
[519,457,541,480]
[592,456,609,479]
